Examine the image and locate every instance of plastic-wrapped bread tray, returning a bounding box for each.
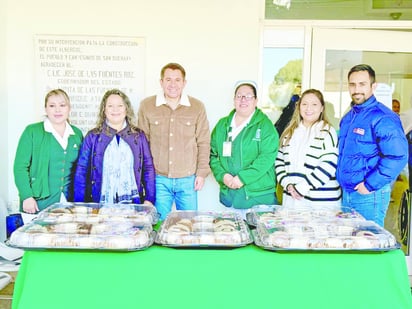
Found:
[249,205,399,252]
[253,221,399,252]
[37,202,159,225]
[245,204,365,227]
[155,211,253,248]
[7,202,158,251]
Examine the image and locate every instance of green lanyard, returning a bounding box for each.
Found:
[227,126,233,142]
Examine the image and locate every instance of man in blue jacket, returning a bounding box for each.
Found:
[337,64,408,226]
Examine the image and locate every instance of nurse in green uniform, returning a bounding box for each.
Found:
[210,81,279,219]
[13,89,83,214]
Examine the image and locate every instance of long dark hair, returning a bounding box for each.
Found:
[280,88,331,146]
[94,89,138,133]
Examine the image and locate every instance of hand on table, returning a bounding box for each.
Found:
[22,197,39,214]
[143,200,153,206]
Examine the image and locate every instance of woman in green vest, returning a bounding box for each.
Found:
[13,89,83,214]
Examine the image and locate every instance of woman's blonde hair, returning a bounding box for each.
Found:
[44,89,71,122]
[44,89,71,108]
[279,88,331,146]
[94,89,138,132]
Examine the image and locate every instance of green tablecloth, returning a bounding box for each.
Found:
[12,245,412,309]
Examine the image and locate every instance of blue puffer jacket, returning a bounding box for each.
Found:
[74,122,155,204]
[337,95,408,192]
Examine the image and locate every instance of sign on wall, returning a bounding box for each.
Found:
[34,34,145,133]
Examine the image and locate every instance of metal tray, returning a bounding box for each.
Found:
[155,210,253,248]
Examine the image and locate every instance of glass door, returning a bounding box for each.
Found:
[310,27,412,272]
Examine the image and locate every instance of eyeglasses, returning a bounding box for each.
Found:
[235,95,255,101]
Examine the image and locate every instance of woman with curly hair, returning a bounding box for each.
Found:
[74,89,155,205]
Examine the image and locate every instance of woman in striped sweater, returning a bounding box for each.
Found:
[275,89,341,208]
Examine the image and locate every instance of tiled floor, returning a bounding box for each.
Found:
[0,286,12,309]
[0,271,17,309]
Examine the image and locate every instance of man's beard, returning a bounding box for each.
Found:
[351,93,366,104]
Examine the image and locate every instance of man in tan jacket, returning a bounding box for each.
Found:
[138,63,210,220]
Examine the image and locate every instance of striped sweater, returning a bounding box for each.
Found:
[275,121,341,207]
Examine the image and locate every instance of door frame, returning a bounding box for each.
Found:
[262,20,412,274]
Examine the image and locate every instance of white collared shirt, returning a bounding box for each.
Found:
[44,118,75,202]
[43,118,75,150]
[229,110,255,141]
[155,90,191,107]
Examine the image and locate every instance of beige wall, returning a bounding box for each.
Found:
[1,0,8,207]
[2,0,263,211]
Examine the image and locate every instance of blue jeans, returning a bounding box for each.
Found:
[341,184,391,227]
[155,174,198,220]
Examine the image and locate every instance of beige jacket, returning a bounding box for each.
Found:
[138,95,211,179]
